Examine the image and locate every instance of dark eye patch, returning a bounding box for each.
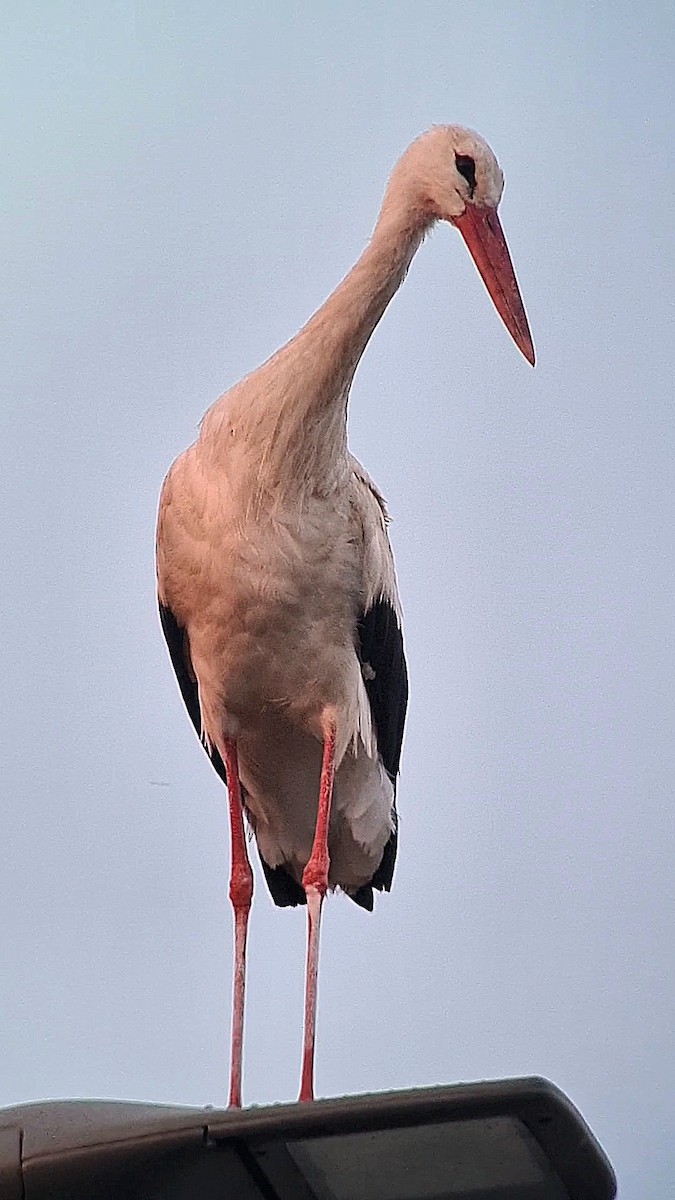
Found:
[455,153,476,197]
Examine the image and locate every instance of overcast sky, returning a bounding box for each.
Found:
[2,2,674,1195]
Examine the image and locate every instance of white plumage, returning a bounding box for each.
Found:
[157,452,398,890]
[156,124,534,1106]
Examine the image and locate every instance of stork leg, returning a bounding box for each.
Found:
[299,719,336,1102]
[223,737,253,1108]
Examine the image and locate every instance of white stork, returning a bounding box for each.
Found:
[156,124,534,1107]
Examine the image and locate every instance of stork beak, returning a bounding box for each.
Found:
[451,203,535,366]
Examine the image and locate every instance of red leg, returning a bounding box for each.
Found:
[223,737,253,1108]
[299,720,336,1102]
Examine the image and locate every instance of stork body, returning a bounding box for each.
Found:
[157,455,403,901]
[156,124,534,1106]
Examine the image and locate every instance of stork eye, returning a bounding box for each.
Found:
[455,153,476,196]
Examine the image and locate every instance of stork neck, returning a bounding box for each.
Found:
[207,196,430,499]
[252,202,428,493]
[299,202,428,387]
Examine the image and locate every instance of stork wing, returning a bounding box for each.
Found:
[158,601,227,786]
[348,457,408,905]
[350,455,408,783]
[357,596,408,785]
[353,594,408,906]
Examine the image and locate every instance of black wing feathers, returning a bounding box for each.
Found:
[258,860,306,908]
[357,597,408,783]
[355,595,408,903]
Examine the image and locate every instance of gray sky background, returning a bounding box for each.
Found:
[2,2,673,1194]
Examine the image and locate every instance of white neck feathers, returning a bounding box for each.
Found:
[202,176,432,498]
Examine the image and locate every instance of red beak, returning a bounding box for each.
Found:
[451,203,535,366]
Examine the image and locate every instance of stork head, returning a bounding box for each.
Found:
[389,125,535,365]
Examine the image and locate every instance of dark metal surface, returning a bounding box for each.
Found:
[0,1077,617,1200]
